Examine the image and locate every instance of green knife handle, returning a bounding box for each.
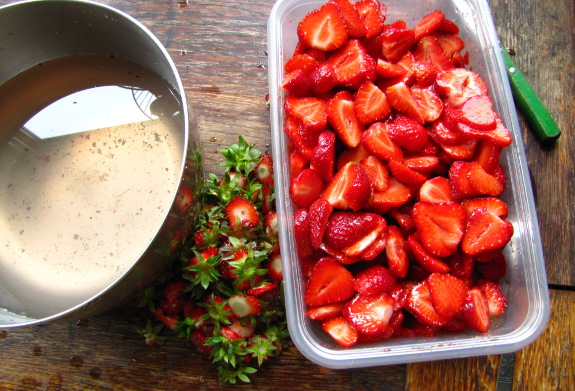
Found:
[500,46,561,142]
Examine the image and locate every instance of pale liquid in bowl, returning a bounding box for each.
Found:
[0,54,185,318]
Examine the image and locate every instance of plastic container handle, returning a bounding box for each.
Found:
[500,46,561,142]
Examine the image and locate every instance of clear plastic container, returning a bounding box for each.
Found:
[267,0,550,369]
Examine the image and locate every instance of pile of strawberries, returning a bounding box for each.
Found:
[282,0,513,347]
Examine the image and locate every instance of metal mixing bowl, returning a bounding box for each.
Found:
[0,0,202,327]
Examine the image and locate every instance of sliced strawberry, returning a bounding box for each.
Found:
[461,207,514,255]
[362,122,404,162]
[380,24,416,63]
[404,155,440,174]
[411,87,443,123]
[462,196,508,220]
[310,130,336,182]
[289,150,309,181]
[355,81,392,124]
[476,251,508,281]
[342,215,387,257]
[254,154,274,186]
[305,257,356,306]
[327,92,364,148]
[386,225,409,278]
[385,82,425,124]
[475,140,503,174]
[293,208,314,259]
[457,116,513,148]
[285,53,320,75]
[376,58,408,78]
[369,177,412,213]
[309,63,338,94]
[321,161,373,211]
[356,0,385,39]
[426,272,468,318]
[285,96,327,133]
[431,32,465,57]
[359,229,388,260]
[406,281,449,327]
[285,117,317,161]
[412,60,438,88]
[282,69,310,96]
[413,35,454,71]
[225,196,260,230]
[297,2,349,51]
[328,39,376,89]
[247,281,279,297]
[412,201,466,257]
[336,143,371,170]
[389,160,427,186]
[228,294,262,317]
[388,205,416,234]
[419,176,453,203]
[435,68,489,107]
[413,9,445,41]
[437,18,459,34]
[459,95,497,131]
[407,234,450,273]
[175,186,194,213]
[308,198,334,249]
[321,316,358,347]
[307,302,344,321]
[439,137,478,160]
[323,211,382,250]
[330,0,368,38]
[290,168,324,208]
[448,160,477,201]
[359,155,390,192]
[467,161,504,197]
[354,265,397,296]
[343,292,395,335]
[461,287,490,333]
[386,114,429,152]
[476,280,506,317]
[267,253,283,282]
[445,250,475,280]
[319,241,362,265]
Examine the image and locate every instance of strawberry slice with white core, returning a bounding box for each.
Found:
[343,292,395,335]
[327,92,364,148]
[304,257,355,306]
[362,122,404,162]
[321,161,373,211]
[461,287,490,333]
[228,294,262,318]
[406,281,449,327]
[385,82,425,124]
[426,272,468,318]
[435,68,488,107]
[297,2,349,51]
[461,207,514,255]
[321,316,358,347]
[412,201,466,257]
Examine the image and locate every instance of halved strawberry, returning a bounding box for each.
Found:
[462,196,508,220]
[308,198,334,249]
[297,2,349,51]
[457,116,513,147]
[310,130,336,182]
[413,35,454,71]
[254,154,274,186]
[461,287,490,333]
[309,63,338,94]
[476,280,506,317]
[293,208,314,258]
[406,281,449,327]
[461,207,514,255]
[321,316,358,347]
[411,87,443,123]
[359,155,390,192]
[369,177,412,213]
[426,272,468,318]
[475,140,503,174]
[438,138,478,160]
[356,0,385,39]
[305,257,355,306]
[437,18,459,34]
[380,23,416,63]
[389,160,427,186]
[404,155,440,174]
[285,96,327,133]
[476,251,508,281]
[467,161,504,197]
[431,32,465,58]
[336,143,371,170]
[354,265,398,296]
[327,91,364,148]
[413,9,445,41]
[343,292,395,335]
[412,201,466,257]
[289,150,309,181]
[285,53,320,75]
[386,114,429,152]
[321,161,373,211]
[323,211,382,250]
[327,39,377,89]
[459,95,497,131]
[342,215,387,257]
[290,168,324,208]
[407,234,450,273]
[448,160,477,201]
[388,205,416,233]
[435,68,488,107]
[307,302,344,321]
[359,229,388,260]
[362,122,404,162]
[330,0,368,38]
[445,250,475,280]
[376,58,408,78]
[385,82,425,124]
[386,225,409,278]
[419,176,453,203]
[319,242,362,265]
[228,294,262,318]
[355,81,392,124]
[225,196,260,230]
[282,69,310,96]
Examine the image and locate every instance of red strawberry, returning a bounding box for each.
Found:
[411,87,443,123]
[419,176,453,203]
[319,242,362,265]
[385,82,425,124]
[407,234,450,273]
[266,253,282,283]
[321,161,373,211]
[431,32,465,58]
[359,229,388,260]
[412,201,466,257]
[289,150,309,181]
[386,225,409,278]
[308,198,334,249]
[304,257,355,306]
[446,250,475,280]
[262,184,274,215]
[462,197,508,219]
[254,154,274,186]
[475,140,503,174]
[437,18,459,34]
[448,160,478,201]
[285,116,317,160]
[323,211,381,250]
[457,116,513,148]
[362,122,404,162]
[297,2,349,51]
[380,23,416,63]
[336,143,371,169]
[225,196,260,230]
[307,302,344,321]
[461,207,514,255]
[461,287,490,333]
[341,214,387,257]
[426,272,468,318]
[293,208,314,258]
[285,53,320,75]
[389,160,427,186]
[467,161,504,197]
[404,155,440,174]
[175,186,194,213]
[439,138,478,160]
[459,95,497,131]
[413,35,454,71]
[386,114,429,152]
[428,112,466,146]
[290,168,324,208]
[376,58,408,78]
[369,177,412,213]
[343,292,395,335]
[308,63,338,94]
[356,0,385,39]
[359,155,390,192]
[310,130,336,182]
[327,92,364,148]
[328,39,376,89]
[330,0,368,38]
[247,281,279,297]
[413,10,445,41]
[412,60,439,88]
[388,205,416,233]
[406,281,449,327]
[476,280,506,317]
[321,316,358,347]
[354,265,398,296]
[228,294,262,317]
[355,81,392,124]
[435,68,488,107]
[282,69,310,96]
[476,251,508,281]
[285,96,327,133]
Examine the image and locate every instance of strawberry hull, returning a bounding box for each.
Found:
[268,0,549,369]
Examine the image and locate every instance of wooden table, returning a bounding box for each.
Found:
[1,0,573,389]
